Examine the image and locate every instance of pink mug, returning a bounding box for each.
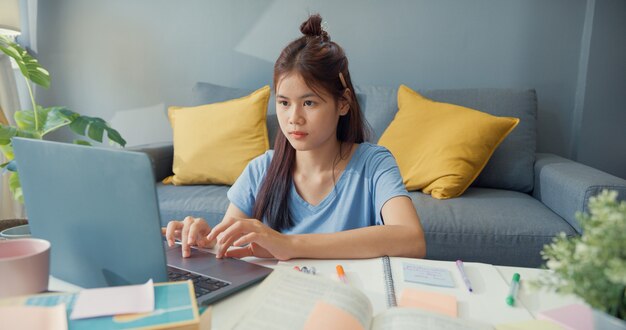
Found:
[0,238,51,298]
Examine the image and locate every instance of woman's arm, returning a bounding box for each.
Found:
[289,196,426,259]
[209,196,426,260]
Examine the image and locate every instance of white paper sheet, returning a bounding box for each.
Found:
[70,279,154,320]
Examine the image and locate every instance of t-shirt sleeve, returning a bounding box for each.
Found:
[370,147,409,225]
[227,151,273,217]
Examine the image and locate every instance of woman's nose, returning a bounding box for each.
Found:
[289,106,304,125]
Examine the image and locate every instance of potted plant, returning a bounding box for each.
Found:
[0,35,126,235]
[536,189,626,326]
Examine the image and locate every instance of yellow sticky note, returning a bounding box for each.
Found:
[398,288,457,317]
[495,319,564,330]
[303,301,365,330]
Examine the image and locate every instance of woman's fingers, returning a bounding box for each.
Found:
[190,219,215,248]
[215,221,248,258]
[165,221,183,247]
[233,232,258,247]
[206,217,237,242]
[224,246,254,259]
[181,216,196,257]
[225,242,274,259]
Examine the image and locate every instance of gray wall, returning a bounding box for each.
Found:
[576,0,626,180]
[29,0,624,178]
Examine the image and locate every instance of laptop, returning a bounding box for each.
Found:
[12,138,272,305]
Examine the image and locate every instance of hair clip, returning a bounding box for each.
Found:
[339,72,348,89]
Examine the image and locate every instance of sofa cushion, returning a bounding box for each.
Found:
[413,187,577,267]
[192,82,280,148]
[379,85,520,199]
[356,85,537,193]
[167,86,270,185]
[156,183,230,227]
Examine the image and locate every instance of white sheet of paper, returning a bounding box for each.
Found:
[70,279,154,320]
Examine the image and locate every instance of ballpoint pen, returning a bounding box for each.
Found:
[456,260,473,292]
[506,273,521,306]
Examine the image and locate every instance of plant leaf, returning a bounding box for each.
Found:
[69,116,89,136]
[42,107,73,136]
[0,125,18,145]
[87,122,105,142]
[0,143,14,160]
[73,139,92,146]
[68,115,126,147]
[0,36,50,88]
[14,106,49,134]
[8,171,23,202]
[104,126,126,147]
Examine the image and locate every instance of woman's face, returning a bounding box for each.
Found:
[276,73,348,152]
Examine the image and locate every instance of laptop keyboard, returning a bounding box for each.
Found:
[167,266,230,298]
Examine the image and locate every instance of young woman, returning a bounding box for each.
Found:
[164,14,426,260]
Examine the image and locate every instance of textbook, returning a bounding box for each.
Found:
[227,269,492,330]
[0,281,205,330]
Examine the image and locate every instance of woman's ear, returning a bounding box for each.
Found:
[339,88,352,116]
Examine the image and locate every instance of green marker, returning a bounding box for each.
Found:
[506,273,521,306]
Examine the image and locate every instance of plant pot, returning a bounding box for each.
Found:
[0,219,30,239]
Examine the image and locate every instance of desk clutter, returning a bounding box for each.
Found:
[0,280,207,330]
[268,257,594,330]
[1,257,597,329]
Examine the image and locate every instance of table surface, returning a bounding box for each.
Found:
[49,257,582,330]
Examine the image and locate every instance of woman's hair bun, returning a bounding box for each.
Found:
[300,14,329,42]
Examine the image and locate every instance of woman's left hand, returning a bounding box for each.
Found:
[206,217,293,260]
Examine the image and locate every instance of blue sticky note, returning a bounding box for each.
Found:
[402,263,455,288]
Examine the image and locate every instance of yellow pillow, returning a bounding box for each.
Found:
[378,85,519,199]
[164,85,270,185]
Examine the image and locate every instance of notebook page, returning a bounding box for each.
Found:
[229,269,374,330]
[371,308,493,330]
[390,258,533,324]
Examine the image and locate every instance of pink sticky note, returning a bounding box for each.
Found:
[0,304,68,330]
[398,288,458,317]
[538,303,593,330]
[303,301,365,330]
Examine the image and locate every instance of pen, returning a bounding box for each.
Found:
[456,260,473,292]
[336,265,348,284]
[506,273,521,306]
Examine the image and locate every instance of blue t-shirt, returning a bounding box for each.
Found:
[226,143,409,234]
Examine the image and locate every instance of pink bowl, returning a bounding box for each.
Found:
[0,238,51,298]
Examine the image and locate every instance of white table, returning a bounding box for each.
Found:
[49,258,581,329]
[496,266,583,318]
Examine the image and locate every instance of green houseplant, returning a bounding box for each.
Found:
[0,35,126,202]
[536,189,626,322]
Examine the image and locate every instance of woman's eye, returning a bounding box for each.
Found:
[304,100,314,107]
[278,101,289,107]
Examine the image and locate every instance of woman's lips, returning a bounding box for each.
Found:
[289,131,308,139]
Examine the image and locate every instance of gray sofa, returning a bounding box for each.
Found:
[135,83,626,268]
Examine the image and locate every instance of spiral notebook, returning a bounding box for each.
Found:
[382,256,398,308]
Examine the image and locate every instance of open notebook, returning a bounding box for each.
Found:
[227,269,492,330]
[272,257,533,323]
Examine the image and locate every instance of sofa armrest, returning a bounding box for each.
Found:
[533,153,626,233]
[128,142,174,182]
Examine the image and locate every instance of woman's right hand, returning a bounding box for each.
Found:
[162,216,216,258]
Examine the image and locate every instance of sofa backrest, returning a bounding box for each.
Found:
[192,82,537,193]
